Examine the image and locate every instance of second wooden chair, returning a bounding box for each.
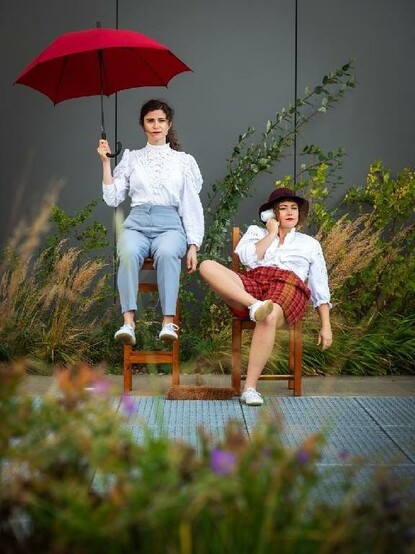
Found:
[231,227,303,397]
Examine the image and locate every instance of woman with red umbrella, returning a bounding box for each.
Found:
[97,99,204,345]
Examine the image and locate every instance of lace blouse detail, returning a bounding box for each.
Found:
[137,143,172,196]
[102,143,204,247]
[235,226,331,308]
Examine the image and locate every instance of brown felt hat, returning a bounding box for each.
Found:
[258,187,309,225]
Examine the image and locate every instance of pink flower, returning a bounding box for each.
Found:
[92,378,111,396]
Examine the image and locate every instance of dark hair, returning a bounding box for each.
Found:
[139,99,181,151]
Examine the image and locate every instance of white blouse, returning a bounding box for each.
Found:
[102,143,204,248]
[235,225,331,308]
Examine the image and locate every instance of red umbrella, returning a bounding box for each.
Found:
[15,23,191,157]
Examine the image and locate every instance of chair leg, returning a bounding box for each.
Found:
[171,339,180,385]
[293,320,302,396]
[171,300,180,386]
[288,324,294,390]
[231,319,242,395]
[123,344,133,393]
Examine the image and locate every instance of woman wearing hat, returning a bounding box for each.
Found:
[199,187,332,406]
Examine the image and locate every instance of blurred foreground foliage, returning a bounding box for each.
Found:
[0,362,414,554]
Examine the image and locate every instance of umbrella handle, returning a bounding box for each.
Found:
[106,141,122,159]
[101,131,122,158]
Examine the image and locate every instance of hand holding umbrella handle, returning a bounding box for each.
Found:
[101,132,122,158]
[106,141,122,158]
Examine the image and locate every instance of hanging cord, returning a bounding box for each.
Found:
[113,1,120,302]
[293,0,298,185]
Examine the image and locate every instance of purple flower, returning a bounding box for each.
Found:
[296,449,310,464]
[210,449,237,475]
[121,393,136,416]
[384,496,401,513]
[338,449,350,461]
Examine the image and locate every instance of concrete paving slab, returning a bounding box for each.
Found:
[19,373,415,397]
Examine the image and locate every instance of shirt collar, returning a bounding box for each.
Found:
[144,142,171,151]
[281,227,297,246]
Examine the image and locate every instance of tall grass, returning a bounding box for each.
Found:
[0,191,111,367]
[315,214,382,297]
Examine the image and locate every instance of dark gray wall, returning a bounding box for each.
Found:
[298,0,415,203]
[1,0,414,248]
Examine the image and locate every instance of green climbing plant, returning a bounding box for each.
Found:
[178,61,357,358]
[41,199,110,277]
[203,61,356,259]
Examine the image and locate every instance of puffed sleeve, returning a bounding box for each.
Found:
[102,149,132,207]
[179,155,204,248]
[234,225,266,267]
[308,240,332,308]
[183,154,203,193]
[180,179,204,248]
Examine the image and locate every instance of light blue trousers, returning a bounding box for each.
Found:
[117,205,187,315]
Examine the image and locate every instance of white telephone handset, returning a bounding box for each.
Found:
[260,209,275,223]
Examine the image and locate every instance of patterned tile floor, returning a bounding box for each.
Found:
[112,395,415,497]
[111,395,414,452]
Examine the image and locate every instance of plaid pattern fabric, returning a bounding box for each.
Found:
[230,266,311,324]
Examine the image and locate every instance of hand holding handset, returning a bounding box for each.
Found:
[260,209,279,234]
[260,209,275,222]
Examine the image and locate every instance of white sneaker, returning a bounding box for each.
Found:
[240,387,264,406]
[248,299,273,322]
[159,323,179,342]
[114,324,136,345]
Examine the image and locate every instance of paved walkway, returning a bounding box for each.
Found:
[20,373,415,397]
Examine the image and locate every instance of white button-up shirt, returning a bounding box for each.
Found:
[235,225,331,308]
[102,143,204,248]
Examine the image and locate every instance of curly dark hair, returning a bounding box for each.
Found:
[139,99,181,151]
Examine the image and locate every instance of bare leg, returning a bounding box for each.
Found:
[199,260,259,311]
[123,310,135,328]
[244,304,286,390]
[162,315,174,325]
[123,306,172,328]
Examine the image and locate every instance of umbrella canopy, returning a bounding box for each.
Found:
[15,26,191,104]
[15,26,192,156]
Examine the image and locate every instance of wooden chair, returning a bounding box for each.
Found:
[123,257,180,392]
[231,227,303,397]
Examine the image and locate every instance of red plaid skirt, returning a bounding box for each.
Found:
[230,266,311,324]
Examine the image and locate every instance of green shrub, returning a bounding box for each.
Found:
[0,192,117,370]
[340,161,415,321]
[1,363,414,553]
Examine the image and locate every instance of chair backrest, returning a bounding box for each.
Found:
[232,227,242,273]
